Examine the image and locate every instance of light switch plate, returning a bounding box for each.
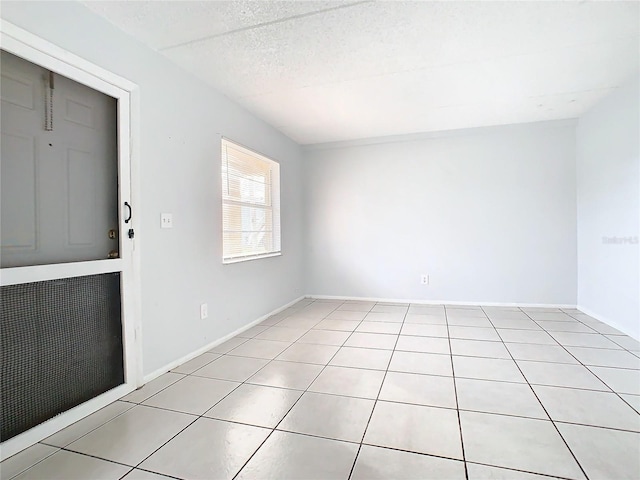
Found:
[161,213,173,229]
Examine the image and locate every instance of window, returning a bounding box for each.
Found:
[221,139,281,263]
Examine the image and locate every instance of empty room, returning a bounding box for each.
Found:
[0,1,638,479]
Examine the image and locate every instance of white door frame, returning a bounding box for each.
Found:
[0,20,142,460]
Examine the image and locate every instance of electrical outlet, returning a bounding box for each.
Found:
[161,213,173,229]
[200,303,208,320]
[420,274,429,285]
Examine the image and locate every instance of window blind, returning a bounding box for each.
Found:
[221,139,281,263]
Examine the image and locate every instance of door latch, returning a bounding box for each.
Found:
[128,228,135,239]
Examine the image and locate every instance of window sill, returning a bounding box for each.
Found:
[223,252,282,265]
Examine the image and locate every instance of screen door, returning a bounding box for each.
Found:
[1,50,131,441]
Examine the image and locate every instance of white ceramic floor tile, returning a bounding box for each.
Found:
[275,317,321,330]
[379,371,457,408]
[588,366,640,395]
[121,469,172,480]
[557,423,640,480]
[192,354,269,382]
[329,346,392,370]
[536,321,596,333]
[456,378,547,419]
[396,335,451,354]
[275,342,340,364]
[446,316,494,328]
[404,313,447,325]
[357,321,402,335]
[526,312,574,321]
[449,326,501,341]
[43,401,134,447]
[228,338,291,359]
[351,444,465,480]
[143,375,239,415]
[388,350,453,376]
[208,337,249,354]
[278,392,374,442]
[516,360,609,390]
[549,332,622,349]
[298,329,351,346]
[371,304,408,314]
[0,444,59,480]
[466,463,559,479]
[489,318,542,330]
[582,322,623,335]
[497,329,557,345]
[621,394,640,413]
[364,311,405,323]
[171,352,220,374]
[121,372,185,403]
[485,311,528,320]
[204,383,302,428]
[505,343,579,364]
[606,335,640,351]
[247,360,323,390]
[532,385,640,431]
[446,308,487,318]
[453,356,525,383]
[255,326,307,342]
[566,346,640,369]
[400,323,448,337]
[521,308,563,315]
[12,450,130,480]
[261,314,285,326]
[326,310,368,321]
[408,305,445,315]
[140,417,269,479]
[309,366,385,399]
[338,301,375,312]
[67,405,195,466]
[460,411,585,479]
[450,339,511,359]
[344,332,398,350]
[313,319,360,331]
[235,431,358,480]
[364,401,463,459]
[237,325,271,338]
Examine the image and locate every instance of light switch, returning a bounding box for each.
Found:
[161,213,173,229]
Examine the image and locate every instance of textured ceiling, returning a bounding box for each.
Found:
[84,1,640,145]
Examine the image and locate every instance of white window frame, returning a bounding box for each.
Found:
[221,138,281,264]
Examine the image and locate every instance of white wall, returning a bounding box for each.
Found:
[576,76,640,339]
[1,2,305,375]
[304,121,577,305]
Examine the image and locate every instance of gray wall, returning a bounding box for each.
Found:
[303,121,578,305]
[577,76,640,339]
[1,1,305,375]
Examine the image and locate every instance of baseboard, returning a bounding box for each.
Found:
[142,295,305,383]
[577,304,639,340]
[307,294,576,309]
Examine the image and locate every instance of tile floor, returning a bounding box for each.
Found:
[2,299,639,480]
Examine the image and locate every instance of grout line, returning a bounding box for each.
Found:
[14,300,638,480]
[497,306,591,480]
[346,303,408,480]
[230,298,366,479]
[446,305,470,480]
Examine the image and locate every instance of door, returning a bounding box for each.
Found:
[1,50,119,267]
[0,50,134,443]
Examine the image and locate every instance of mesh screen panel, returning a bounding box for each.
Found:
[1,273,124,441]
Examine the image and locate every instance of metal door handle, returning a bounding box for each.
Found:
[124,202,132,223]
